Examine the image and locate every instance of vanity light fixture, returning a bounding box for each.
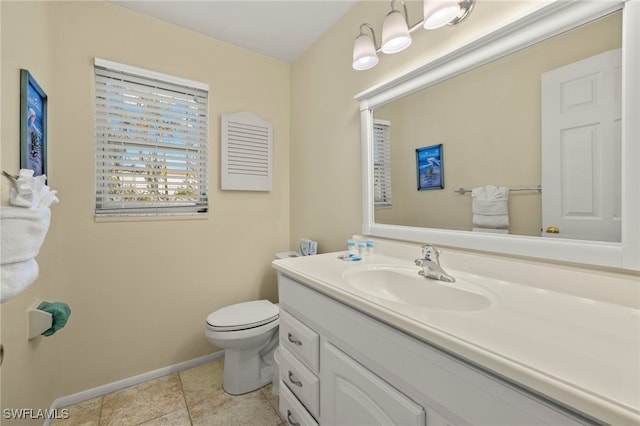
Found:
[352,0,475,70]
[381,0,412,54]
[353,24,380,71]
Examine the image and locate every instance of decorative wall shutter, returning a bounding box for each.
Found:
[221,112,273,191]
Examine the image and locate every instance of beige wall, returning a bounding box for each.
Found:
[1,2,56,421]
[1,0,289,418]
[374,13,622,237]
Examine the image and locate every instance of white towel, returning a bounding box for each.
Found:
[0,258,39,303]
[472,185,509,229]
[9,169,59,209]
[1,170,57,304]
[1,206,51,303]
[1,207,51,264]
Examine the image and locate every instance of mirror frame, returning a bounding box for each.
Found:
[357,0,639,271]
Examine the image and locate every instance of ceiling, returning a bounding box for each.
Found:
[108,0,358,63]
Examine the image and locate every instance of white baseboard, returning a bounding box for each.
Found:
[46,351,223,423]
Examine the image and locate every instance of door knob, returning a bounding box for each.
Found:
[545,226,560,234]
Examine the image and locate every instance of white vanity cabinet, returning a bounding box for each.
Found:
[277,272,598,426]
[322,341,426,425]
[279,307,321,425]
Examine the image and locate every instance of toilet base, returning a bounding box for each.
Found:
[222,344,276,395]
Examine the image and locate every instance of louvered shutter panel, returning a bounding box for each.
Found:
[221,112,273,191]
[373,119,392,206]
[94,58,209,215]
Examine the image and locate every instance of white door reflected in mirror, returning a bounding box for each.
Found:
[541,49,622,242]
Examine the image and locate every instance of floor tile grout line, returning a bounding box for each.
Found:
[177,369,195,426]
[260,386,285,424]
[97,395,105,426]
[146,373,192,426]
[266,396,282,423]
[101,373,185,426]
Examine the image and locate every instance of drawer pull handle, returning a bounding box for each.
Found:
[287,332,302,346]
[287,410,301,426]
[288,370,303,387]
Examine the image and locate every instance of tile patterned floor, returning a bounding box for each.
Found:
[52,358,285,426]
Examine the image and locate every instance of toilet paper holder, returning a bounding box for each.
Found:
[28,301,52,339]
[28,300,71,339]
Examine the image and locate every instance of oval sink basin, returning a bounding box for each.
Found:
[342,265,492,311]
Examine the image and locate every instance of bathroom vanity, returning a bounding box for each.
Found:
[273,2,640,423]
[273,239,639,426]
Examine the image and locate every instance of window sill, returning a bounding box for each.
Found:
[94,213,208,223]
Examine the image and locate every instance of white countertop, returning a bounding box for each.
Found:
[272,247,640,425]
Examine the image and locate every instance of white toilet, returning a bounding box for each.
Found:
[205,299,280,395]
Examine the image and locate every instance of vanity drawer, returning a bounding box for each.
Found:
[280,309,319,372]
[279,381,319,426]
[280,346,320,419]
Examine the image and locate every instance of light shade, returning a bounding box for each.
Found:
[424,0,461,29]
[381,10,412,54]
[352,33,379,70]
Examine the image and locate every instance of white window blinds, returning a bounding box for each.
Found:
[94,58,209,216]
[373,119,392,206]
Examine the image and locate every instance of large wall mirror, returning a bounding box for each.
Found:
[357,1,639,271]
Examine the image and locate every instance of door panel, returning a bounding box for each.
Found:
[321,342,426,426]
[541,49,621,241]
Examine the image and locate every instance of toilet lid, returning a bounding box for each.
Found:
[206,300,279,331]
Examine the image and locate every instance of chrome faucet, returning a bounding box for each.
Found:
[415,244,456,283]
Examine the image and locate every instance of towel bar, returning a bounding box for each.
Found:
[455,185,541,195]
[2,171,18,181]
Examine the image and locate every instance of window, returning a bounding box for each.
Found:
[94,58,209,216]
[373,119,391,206]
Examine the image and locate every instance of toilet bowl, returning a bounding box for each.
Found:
[205,300,279,395]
